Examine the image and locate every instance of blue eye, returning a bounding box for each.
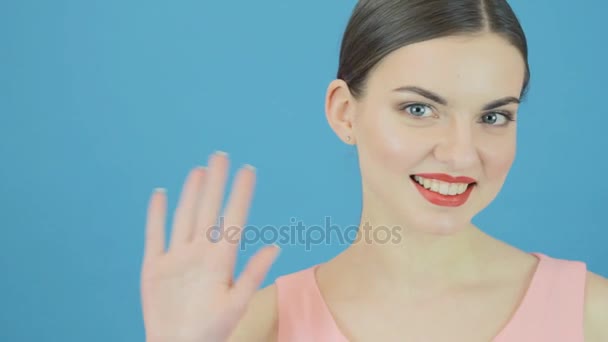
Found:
[481,112,515,126]
[403,103,433,118]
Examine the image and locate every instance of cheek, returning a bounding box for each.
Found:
[480,135,516,179]
[358,110,429,173]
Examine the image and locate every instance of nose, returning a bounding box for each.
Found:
[433,121,480,171]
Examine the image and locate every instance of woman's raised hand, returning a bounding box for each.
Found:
[140,151,280,342]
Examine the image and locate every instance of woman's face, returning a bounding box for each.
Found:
[350,33,526,235]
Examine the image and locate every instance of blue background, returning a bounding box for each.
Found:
[1,0,606,340]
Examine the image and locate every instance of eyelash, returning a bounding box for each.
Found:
[399,103,516,125]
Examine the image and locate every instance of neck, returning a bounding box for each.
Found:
[337,209,493,291]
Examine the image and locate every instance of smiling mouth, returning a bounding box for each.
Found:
[409,175,477,196]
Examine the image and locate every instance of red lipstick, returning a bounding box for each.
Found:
[414,173,477,184]
[410,173,477,207]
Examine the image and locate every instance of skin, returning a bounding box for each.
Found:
[140,32,608,341]
[325,32,523,286]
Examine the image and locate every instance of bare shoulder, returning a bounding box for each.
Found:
[228,284,278,342]
[584,270,608,342]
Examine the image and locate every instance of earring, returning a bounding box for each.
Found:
[346,135,351,142]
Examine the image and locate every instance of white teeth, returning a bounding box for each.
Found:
[423,178,431,189]
[412,176,471,196]
[458,183,466,193]
[448,183,459,195]
[438,182,449,195]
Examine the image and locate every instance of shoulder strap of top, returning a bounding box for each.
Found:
[274,264,349,342]
[494,252,588,342]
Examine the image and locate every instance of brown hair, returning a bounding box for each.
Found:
[337,0,530,100]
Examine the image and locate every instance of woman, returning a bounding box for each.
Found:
[140,0,608,341]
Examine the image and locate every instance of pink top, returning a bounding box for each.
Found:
[274,252,588,341]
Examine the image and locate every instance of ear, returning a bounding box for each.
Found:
[325,79,357,145]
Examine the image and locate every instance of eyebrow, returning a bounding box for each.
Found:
[393,86,520,110]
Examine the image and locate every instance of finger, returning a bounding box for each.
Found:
[169,166,206,249]
[195,151,229,246]
[231,245,281,307]
[212,164,257,271]
[144,188,168,260]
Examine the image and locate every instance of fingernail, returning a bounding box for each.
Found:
[244,164,256,171]
[272,243,281,251]
[154,187,166,193]
[215,150,227,156]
